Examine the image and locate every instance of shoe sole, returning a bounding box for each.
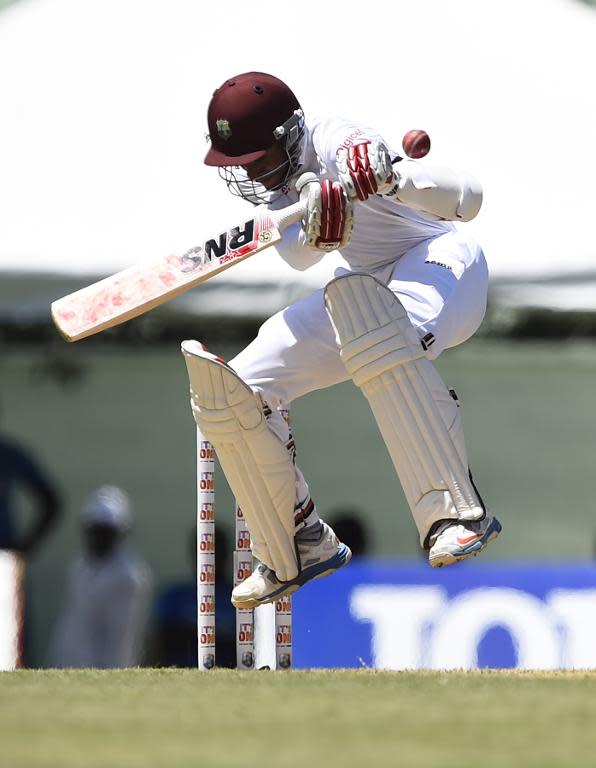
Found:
[429,518,502,569]
[231,544,353,609]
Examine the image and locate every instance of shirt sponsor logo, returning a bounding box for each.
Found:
[341,128,364,148]
[425,260,453,271]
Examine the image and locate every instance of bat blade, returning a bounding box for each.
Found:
[51,206,283,342]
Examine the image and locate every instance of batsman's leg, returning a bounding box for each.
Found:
[181,341,351,608]
[324,273,501,567]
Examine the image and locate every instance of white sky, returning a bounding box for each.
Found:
[1,0,595,283]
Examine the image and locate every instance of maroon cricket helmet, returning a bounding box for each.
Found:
[204,72,301,167]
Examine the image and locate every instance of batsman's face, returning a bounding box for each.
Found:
[242,141,288,189]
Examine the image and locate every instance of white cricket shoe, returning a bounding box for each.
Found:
[231,521,352,609]
[428,515,502,568]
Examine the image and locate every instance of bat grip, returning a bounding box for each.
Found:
[270,200,307,232]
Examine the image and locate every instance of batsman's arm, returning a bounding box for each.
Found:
[384,158,483,222]
[337,139,482,222]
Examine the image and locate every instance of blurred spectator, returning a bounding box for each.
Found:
[49,486,152,668]
[152,527,236,668]
[328,508,370,559]
[0,403,61,555]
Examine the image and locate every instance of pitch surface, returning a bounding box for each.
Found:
[2,669,596,767]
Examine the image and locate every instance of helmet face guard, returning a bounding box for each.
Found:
[204,73,305,203]
[217,109,305,204]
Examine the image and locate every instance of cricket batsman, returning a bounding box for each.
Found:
[182,71,501,609]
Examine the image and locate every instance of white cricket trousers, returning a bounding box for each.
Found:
[229,229,488,515]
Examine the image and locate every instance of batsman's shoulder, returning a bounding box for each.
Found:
[314,115,390,169]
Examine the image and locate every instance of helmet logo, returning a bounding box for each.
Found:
[216,119,232,141]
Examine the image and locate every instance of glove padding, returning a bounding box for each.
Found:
[337,140,395,201]
[296,172,353,251]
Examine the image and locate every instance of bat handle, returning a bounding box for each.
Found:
[270,200,307,232]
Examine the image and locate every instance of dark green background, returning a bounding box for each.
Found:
[2,338,596,665]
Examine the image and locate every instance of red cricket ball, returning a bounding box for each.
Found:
[402,129,431,159]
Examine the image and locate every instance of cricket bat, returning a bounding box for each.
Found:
[51,200,306,342]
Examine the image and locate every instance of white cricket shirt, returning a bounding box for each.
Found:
[269,115,455,272]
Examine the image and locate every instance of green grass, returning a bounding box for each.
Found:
[2,669,596,767]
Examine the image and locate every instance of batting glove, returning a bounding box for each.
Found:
[296,172,353,251]
[337,140,395,201]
